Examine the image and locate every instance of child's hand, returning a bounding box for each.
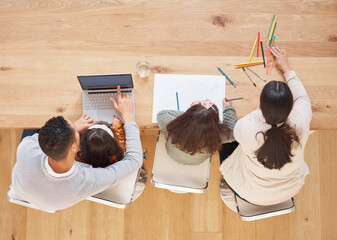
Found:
[223,98,232,107]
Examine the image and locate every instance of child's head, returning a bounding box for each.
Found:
[260,81,293,125]
[167,100,230,155]
[77,122,124,168]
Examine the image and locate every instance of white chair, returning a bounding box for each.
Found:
[7,187,56,213]
[151,131,211,193]
[87,167,147,208]
[220,179,295,221]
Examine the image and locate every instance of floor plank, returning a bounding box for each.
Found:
[1,129,337,239]
[0,129,26,240]
[319,131,337,240]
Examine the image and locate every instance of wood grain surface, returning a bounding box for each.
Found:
[0,0,336,129]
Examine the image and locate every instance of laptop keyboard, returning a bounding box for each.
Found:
[85,91,134,110]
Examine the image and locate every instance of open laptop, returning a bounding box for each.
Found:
[77,74,134,124]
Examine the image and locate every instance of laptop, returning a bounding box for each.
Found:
[77,74,135,124]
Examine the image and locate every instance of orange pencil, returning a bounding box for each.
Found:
[269,58,274,74]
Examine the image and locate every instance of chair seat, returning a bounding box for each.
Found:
[235,194,295,221]
[151,131,211,193]
[87,167,144,208]
[7,187,56,213]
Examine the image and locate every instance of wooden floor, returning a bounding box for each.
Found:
[0,129,336,240]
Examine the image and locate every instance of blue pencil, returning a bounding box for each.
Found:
[176,92,179,111]
[270,35,275,61]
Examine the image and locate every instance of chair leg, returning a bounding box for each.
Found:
[133,166,147,201]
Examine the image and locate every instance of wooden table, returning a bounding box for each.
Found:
[0,1,336,130]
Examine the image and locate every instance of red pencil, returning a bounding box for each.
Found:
[257,32,260,57]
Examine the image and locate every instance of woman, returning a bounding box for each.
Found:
[220,47,312,209]
[157,99,237,165]
[76,117,125,168]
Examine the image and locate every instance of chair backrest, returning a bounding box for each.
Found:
[151,131,211,193]
[7,187,56,213]
[87,167,144,208]
[234,194,295,221]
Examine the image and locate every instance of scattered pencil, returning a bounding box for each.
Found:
[269,21,277,47]
[242,68,256,87]
[235,61,264,69]
[225,97,244,102]
[269,36,276,74]
[260,40,266,68]
[217,67,236,88]
[176,92,179,111]
[246,67,266,82]
[257,32,260,57]
[248,36,258,63]
[267,14,276,42]
[266,47,270,75]
[268,17,277,46]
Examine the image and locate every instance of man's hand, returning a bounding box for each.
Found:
[110,86,134,124]
[271,47,292,74]
[74,114,94,134]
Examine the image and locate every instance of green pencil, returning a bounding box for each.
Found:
[217,67,236,88]
[267,14,275,41]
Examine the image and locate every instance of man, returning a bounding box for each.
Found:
[11,87,143,211]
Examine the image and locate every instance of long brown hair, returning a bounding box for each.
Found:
[255,81,300,170]
[77,122,124,168]
[166,104,230,155]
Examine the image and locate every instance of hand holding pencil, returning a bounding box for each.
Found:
[271,47,292,74]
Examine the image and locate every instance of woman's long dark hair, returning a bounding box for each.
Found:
[167,104,230,155]
[77,122,124,168]
[255,81,300,170]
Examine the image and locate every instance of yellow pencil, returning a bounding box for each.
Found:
[248,36,258,63]
[235,61,264,69]
[236,61,264,66]
[268,17,277,44]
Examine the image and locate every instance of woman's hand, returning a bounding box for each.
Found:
[271,47,292,74]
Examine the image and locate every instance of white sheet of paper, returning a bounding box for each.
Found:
[152,74,226,123]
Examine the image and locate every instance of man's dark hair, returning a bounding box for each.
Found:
[38,116,75,160]
[255,81,300,170]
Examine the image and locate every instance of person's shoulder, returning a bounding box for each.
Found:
[234,109,267,142]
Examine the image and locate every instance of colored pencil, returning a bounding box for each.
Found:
[235,61,264,69]
[266,47,269,74]
[268,17,277,45]
[176,92,179,111]
[217,67,236,88]
[260,40,266,68]
[257,32,260,57]
[267,14,275,41]
[242,68,256,87]
[269,36,275,74]
[270,35,275,61]
[269,22,277,47]
[225,97,244,102]
[248,36,258,62]
[236,61,264,66]
[246,67,266,82]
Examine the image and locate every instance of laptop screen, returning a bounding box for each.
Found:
[78,74,133,90]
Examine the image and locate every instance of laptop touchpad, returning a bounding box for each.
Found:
[97,109,114,124]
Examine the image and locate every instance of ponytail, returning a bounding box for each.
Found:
[255,123,300,170]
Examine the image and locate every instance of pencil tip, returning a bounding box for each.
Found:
[254,83,256,87]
